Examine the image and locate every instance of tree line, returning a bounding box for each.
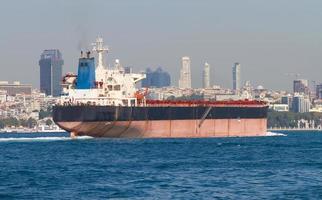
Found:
[0,109,53,129]
[0,117,37,129]
[267,110,322,128]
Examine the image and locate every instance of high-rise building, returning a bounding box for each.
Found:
[39,49,64,96]
[203,62,210,88]
[316,84,322,99]
[293,79,309,95]
[142,67,171,88]
[178,56,191,89]
[281,95,293,110]
[232,62,241,92]
[292,95,310,113]
[310,80,316,98]
[124,66,133,74]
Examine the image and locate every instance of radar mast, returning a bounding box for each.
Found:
[92,37,108,81]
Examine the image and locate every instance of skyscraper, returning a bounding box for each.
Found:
[292,95,310,113]
[293,79,309,95]
[141,67,171,88]
[203,62,210,88]
[232,62,241,92]
[39,49,64,96]
[178,56,191,88]
[316,84,322,99]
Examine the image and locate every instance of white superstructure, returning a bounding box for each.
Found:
[60,37,146,107]
[178,56,192,88]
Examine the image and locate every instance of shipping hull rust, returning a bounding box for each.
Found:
[56,118,267,138]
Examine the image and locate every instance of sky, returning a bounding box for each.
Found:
[0,0,322,91]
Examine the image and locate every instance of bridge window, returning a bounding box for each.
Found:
[122,100,128,105]
[131,99,136,106]
[114,85,120,91]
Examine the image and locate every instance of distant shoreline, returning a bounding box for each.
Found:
[0,131,67,134]
[268,128,322,132]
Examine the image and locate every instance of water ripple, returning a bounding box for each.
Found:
[0,131,321,199]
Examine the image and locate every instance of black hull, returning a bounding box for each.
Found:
[53,105,268,122]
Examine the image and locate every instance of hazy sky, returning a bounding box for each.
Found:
[1,0,322,91]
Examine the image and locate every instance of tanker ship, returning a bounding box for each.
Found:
[53,37,268,138]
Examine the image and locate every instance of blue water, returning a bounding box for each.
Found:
[0,132,322,199]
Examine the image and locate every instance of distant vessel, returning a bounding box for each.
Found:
[36,124,66,133]
[53,37,268,138]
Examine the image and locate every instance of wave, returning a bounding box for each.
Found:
[266,132,287,137]
[0,136,93,142]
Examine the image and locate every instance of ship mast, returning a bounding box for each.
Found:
[92,37,108,81]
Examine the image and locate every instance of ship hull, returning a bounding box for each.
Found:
[56,119,267,138]
[53,105,268,138]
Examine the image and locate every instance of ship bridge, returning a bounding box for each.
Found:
[60,37,146,107]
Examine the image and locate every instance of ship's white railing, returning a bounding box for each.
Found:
[57,97,145,107]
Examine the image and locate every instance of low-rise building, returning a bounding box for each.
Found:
[270,104,289,112]
[0,81,32,96]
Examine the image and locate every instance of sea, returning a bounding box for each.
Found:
[0,131,321,199]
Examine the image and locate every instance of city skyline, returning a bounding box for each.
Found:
[1,2,322,198]
[1,0,322,91]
